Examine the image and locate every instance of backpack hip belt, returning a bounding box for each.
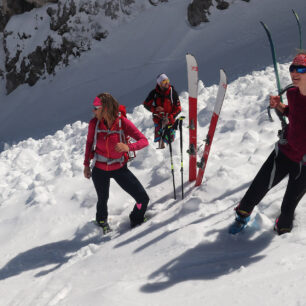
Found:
[93,153,125,165]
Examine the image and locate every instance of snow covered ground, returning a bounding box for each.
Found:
[1,61,306,305]
[1,0,306,305]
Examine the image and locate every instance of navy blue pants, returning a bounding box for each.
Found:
[92,165,149,222]
[239,149,306,229]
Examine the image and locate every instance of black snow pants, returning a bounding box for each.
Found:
[92,165,149,223]
[238,149,306,229]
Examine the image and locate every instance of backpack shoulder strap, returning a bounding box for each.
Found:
[92,119,100,152]
[152,90,159,107]
[169,86,173,105]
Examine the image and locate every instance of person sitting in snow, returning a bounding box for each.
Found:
[83,93,150,232]
[229,52,306,235]
[143,73,181,149]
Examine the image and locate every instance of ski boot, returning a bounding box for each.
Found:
[96,220,112,234]
[129,214,148,228]
[129,212,149,229]
[129,203,148,228]
[273,218,292,235]
[229,213,250,235]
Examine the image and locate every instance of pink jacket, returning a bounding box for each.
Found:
[279,87,306,163]
[84,116,148,171]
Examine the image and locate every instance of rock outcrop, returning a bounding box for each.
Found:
[0,0,250,94]
[1,0,112,94]
[187,0,248,27]
[0,0,58,30]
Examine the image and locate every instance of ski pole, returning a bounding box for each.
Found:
[159,112,166,149]
[178,116,185,199]
[167,124,176,200]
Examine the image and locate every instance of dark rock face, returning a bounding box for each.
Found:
[2,0,77,94]
[1,0,111,94]
[1,0,59,29]
[49,0,76,31]
[0,0,250,94]
[0,10,9,32]
[7,0,36,15]
[216,0,229,10]
[188,0,212,26]
[188,0,245,27]
[4,35,80,94]
[0,0,61,93]
[148,0,168,6]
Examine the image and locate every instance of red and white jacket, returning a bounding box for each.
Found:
[143,85,181,125]
[84,116,148,171]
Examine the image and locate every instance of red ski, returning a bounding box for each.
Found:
[186,53,198,182]
[195,69,227,186]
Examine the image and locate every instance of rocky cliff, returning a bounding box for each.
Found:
[0,0,121,93]
[0,0,249,94]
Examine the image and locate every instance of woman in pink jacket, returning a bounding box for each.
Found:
[83,93,149,233]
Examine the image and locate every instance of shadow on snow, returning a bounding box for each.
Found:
[113,181,195,248]
[140,228,274,293]
[0,222,103,280]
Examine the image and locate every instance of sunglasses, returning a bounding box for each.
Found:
[289,65,306,73]
[94,106,102,110]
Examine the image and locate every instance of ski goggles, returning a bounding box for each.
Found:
[161,78,170,85]
[289,65,306,73]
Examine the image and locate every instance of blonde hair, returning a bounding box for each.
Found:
[96,93,119,122]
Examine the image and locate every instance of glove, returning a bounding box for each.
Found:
[161,117,169,126]
[168,114,174,124]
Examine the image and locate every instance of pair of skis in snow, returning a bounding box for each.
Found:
[186,54,228,187]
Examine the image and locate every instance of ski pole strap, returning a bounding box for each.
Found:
[279,83,294,96]
[295,155,306,180]
[267,106,273,122]
[268,143,279,190]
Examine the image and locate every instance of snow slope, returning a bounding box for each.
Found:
[1,0,306,149]
[1,60,306,305]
